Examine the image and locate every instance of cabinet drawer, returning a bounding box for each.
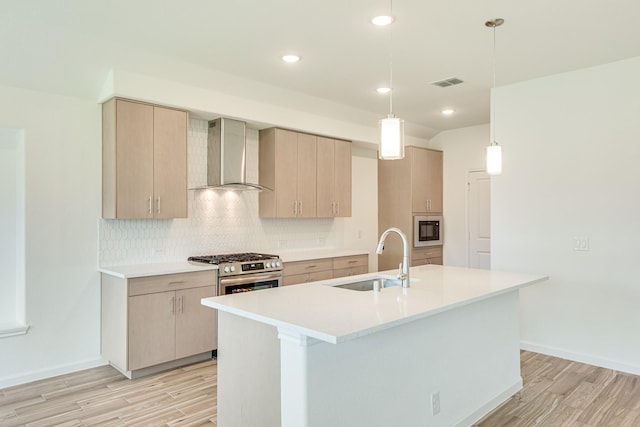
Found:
[129,270,216,296]
[283,258,333,276]
[333,266,368,279]
[332,255,367,270]
[411,256,443,266]
[282,270,333,286]
[411,247,442,262]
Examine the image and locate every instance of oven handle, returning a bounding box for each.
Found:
[219,272,283,286]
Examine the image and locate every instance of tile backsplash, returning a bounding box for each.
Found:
[99,119,343,265]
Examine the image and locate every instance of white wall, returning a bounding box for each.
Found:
[0,128,20,329]
[430,124,488,267]
[0,85,102,386]
[493,56,640,374]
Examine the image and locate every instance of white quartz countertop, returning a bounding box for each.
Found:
[99,261,218,279]
[201,265,548,344]
[278,248,368,263]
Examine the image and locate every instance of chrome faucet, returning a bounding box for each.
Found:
[376,227,410,288]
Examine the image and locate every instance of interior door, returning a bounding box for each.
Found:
[468,170,491,269]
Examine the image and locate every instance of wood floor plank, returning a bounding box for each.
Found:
[3,353,640,426]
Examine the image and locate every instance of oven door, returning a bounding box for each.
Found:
[219,272,282,295]
[414,215,443,247]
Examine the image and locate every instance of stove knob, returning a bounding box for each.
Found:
[276,261,281,267]
[230,266,236,272]
[266,262,272,268]
[223,266,230,273]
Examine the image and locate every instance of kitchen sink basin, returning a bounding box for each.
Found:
[333,276,403,291]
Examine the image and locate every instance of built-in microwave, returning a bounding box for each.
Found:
[414,215,443,247]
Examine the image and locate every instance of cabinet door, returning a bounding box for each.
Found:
[317,138,351,217]
[116,99,154,219]
[333,139,352,217]
[175,286,217,359]
[128,291,176,370]
[425,149,443,214]
[153,106,188,219]
[297,133,317,217]
[275,129,299,217]
[316,137,335,217]
[411,147,430,213]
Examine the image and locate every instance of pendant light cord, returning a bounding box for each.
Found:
[389,0,394,117]
[491,23,496,146]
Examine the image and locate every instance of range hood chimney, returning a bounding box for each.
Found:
[200,117,269,191]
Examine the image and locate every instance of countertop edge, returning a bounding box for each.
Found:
[202,269,549,345]
[99,262,219,279]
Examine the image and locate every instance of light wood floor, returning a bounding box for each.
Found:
[476,351,640,426]
[0,360,217,426]
[2,351,639,426]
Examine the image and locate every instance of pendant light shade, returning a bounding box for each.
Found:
[485,18,504,175]
[379,115,405,159]
[378,0,405,160]
[486,144,502,175]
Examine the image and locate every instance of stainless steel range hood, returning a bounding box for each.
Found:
[196,117,269,191]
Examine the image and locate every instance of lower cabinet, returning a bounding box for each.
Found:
[411,246,443,266]
[101,270,217,378]
[332,255,368,278]
[283,254,369,286]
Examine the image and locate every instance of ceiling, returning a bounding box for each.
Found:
[2,0,640,139]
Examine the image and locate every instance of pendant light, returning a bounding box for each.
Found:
[485,18,504,175]
[378,0,405,160]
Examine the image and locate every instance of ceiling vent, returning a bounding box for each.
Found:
[431,77,464,88]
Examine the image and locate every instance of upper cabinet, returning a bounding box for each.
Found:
[411,148,443,214]
[102,98,188,219]
[259,128,317,218]
[260,128,352,218]
[317,137,352,217]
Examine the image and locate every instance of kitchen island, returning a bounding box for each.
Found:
[201,264,547,427]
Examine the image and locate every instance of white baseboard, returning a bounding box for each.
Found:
[0,357,107,389]
[455,378,523,427]
[521,340,640,376]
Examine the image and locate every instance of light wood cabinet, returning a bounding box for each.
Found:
[282,254,368,286]
[317,137,352,217]
[101,270,217,378]
[378,146,444,271]
[411,148,443,214]
[102,98,188,219]
[259,128,317,218]
[260,128,352,218]
[332,255,368,278]
[411,246,443,266]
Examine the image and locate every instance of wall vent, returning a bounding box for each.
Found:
[431,77,464,88]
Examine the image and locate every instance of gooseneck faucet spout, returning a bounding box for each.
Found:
[376,227,410,288]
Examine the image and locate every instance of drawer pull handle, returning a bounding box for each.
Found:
[348,260,358,264]
[306,265,317,269]
[168,281,185,286]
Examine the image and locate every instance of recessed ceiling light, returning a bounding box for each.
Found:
[376,87,391,94]
[282,54,301,63]
[372,15,393,26]
[441,108,456,115]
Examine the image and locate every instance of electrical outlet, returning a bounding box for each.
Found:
[431,392,441,415]
[573,237,590,251]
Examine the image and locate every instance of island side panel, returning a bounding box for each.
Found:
[279,290,522,427]
[217,311,281,427]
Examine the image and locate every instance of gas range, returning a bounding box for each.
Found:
[188,252,282,277]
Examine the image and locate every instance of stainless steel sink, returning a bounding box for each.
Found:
[333,276,403,291]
